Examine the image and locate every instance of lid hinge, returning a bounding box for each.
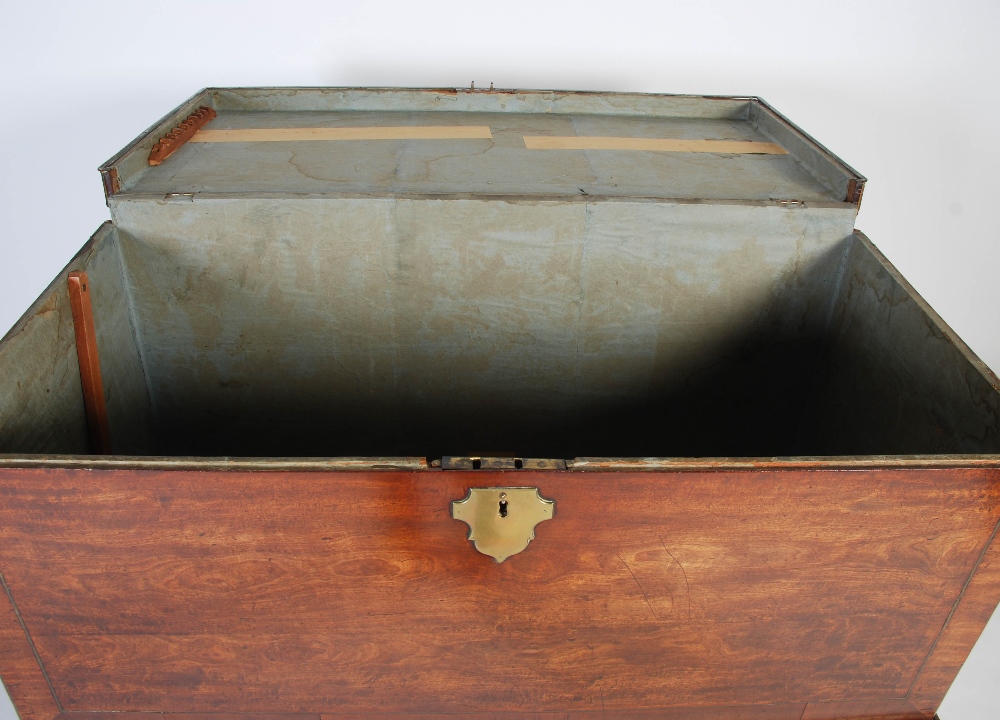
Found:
[439,456,567,470]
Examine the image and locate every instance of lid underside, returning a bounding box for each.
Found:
[126,110,839,201]
[106,90,863,204]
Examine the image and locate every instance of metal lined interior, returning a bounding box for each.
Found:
[2,220,997,459]
[1,90,996,459]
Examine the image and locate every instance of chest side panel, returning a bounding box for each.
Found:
[0,466,998,718]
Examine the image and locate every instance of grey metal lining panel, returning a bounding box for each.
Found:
[84,230,155,455]
[108,195,856,458]
[0,288,87,455]
[0,225,107,348]
[0,225,114,454]
[210,87,755,119]
[858,228,1000,396]
[818,231,1000,455]
[0,223,156,455]
[748,98,865,203]
[111,192,857,208]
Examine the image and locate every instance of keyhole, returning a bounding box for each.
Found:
[499,492,508,518]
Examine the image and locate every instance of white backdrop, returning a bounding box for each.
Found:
[1,1,998,717]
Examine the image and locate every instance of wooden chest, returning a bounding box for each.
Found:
[1,88,998,720]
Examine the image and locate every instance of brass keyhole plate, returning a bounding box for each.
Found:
[451,487,554,563]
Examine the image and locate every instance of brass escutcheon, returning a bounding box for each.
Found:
[451,487,554,563]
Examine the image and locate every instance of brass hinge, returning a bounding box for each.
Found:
[439,456,567,470]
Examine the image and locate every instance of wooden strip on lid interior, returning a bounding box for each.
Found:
[191,126,494,142]
[523,136,787,154]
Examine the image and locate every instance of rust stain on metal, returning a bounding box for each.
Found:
[67,272,112,454]
[148,107,217,166]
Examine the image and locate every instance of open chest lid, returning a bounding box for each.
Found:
[46,87,984,463]
[99,87,865,210]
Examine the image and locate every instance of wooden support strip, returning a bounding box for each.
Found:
[190,126,494,142]
[148,107,217,165]
[67,272,111,455]
[523,136,787,154]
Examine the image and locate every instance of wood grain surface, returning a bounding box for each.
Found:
[906,508,1000,715]
[43,705,932,720]
[48,710,813,720]
[799,699,928,720]
[0,569,60,720]
[1,466,998,718]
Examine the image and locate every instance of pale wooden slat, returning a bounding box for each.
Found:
[191,126,493,142]
[523,135,787,154]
